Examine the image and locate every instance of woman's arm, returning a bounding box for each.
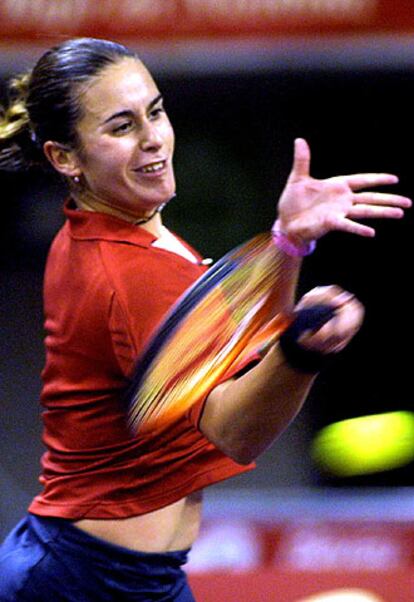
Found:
[200,286,363,464]
[199,138,410,464]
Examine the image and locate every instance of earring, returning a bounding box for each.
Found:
[73,175,80,184]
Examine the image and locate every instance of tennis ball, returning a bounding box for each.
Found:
[311,411,414,477]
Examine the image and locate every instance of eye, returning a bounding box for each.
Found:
[149,105,165,120]
[112,120,134,135]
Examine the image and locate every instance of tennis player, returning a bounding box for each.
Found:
[0,38,410,601]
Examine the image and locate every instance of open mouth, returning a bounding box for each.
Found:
[136,160,166,174]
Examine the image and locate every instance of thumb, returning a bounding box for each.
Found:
[288,138,311,182]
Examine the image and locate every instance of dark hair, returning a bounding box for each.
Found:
[0,37,137,171]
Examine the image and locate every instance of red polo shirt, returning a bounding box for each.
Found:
[29,201,252,519]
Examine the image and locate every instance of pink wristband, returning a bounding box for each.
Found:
[271,223,316,257]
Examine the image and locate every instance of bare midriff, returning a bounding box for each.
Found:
[73,490,204,553]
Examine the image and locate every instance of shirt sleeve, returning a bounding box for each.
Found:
[108,291,138,377]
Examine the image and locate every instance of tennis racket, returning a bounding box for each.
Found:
[127,233,293,434]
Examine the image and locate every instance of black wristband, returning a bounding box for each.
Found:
[279,304,337,373]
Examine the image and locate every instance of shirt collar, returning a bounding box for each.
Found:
[63,198,158,248]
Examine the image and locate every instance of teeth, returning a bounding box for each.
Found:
[140,161,164,173]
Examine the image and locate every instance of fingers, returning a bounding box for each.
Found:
[348,204,405,220]
[343,173,399,190]
[295,286,364,354]
[287,138,311,182]
[332,217,376,238]
[314,213,376,238]
[301,297,363,353]
[277,141,411,243]
[295,286,354,311]
[347,191,411,221]
[343,191,411,232]
[317,188,411,237]
[353,192,412,208]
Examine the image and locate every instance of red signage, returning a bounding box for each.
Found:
[0,0,413,42]
[187,518,414,572]
[187,518,414,601]
[189,570,414,602]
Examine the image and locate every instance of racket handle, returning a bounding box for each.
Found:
[279,305,336,373]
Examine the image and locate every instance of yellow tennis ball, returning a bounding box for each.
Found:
[311,411,414,477]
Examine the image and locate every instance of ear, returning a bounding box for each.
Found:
[43,141,81,178]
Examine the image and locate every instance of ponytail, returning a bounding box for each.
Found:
[0,72,46,171]
[0,38,138,173]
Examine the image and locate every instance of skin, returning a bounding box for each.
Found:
[201,142,411,464]
[41,57,411,552]
[44,57,176,237]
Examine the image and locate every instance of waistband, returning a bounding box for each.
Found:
[28,513,190,572]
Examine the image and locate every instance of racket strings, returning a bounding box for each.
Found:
[128,233,292,433]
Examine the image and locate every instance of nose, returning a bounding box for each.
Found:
[139,121,163,152]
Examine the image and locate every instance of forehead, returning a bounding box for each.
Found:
[79,57,159,122]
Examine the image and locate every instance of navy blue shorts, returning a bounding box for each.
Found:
[0,513,196,601]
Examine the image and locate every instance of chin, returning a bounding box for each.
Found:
[148,189,176,208]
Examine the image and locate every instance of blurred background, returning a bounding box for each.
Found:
[1,1,414,599]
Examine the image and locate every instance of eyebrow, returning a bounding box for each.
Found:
[102,94,164,125]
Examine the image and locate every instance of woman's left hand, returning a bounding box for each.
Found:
[276,138,412,243]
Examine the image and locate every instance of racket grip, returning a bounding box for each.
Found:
[279,305,337,373]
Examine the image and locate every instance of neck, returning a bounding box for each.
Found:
[73,189,166,236]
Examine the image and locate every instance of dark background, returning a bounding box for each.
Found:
[1,53,413,536]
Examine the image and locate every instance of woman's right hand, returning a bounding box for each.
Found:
[291,285,364,356]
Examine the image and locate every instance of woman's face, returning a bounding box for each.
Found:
[74,57,175,216]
